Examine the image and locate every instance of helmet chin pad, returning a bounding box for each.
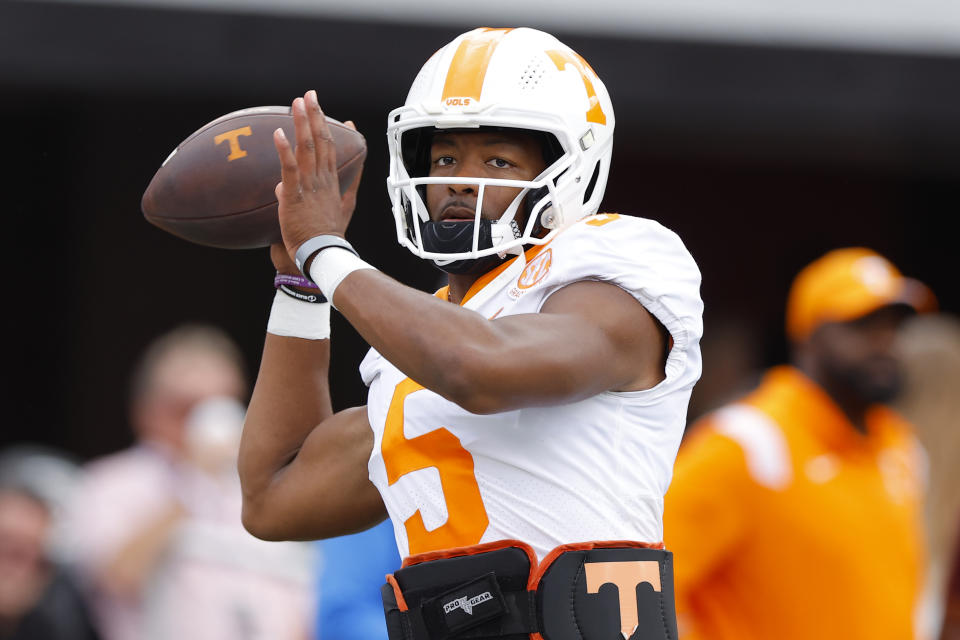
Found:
[422,220,507,275]
[422,219,494,253]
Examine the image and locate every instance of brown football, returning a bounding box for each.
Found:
[141,106,366,249]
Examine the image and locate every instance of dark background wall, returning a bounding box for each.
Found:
[2,1,956,459]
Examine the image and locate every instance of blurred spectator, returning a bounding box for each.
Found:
[945,543,960,640]
[313,519,400,640]
[664,248,935,639]
[894,313,960,640]
[0,446,99,640]
[68,325,314,640]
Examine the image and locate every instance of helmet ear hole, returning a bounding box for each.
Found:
[402,198,417,243]
[582,161,601,205]
[522,186,552,236]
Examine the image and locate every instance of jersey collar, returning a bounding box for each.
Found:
[434,242,552,309]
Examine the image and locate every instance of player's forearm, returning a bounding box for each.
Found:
[333,271,659,412]
[247,406,386,540]
[238,333,333,520]
[332,270,606,412]
[332,270,506,403]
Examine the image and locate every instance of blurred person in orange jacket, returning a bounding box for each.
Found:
[68,325,314,640]
[664,247,936,640]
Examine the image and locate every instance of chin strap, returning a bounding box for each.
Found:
[423,219,521,275]
[434,253,507,276]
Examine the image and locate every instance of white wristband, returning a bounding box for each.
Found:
[266,290,331,340]
[309,247,376,307]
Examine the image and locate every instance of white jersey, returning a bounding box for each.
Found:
[360,214,703,561]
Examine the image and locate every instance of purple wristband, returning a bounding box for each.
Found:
[274,273,320,290]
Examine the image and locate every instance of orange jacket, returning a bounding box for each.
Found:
[664,366,926,640]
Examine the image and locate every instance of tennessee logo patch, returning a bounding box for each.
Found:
[517,249,553,290]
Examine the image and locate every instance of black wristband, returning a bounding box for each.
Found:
[278,284,328,304]
[294,235,359,282]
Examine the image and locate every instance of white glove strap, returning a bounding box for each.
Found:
[309,247,376,308]
[267,290,331,340]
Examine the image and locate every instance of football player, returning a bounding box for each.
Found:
[239,28,703,640]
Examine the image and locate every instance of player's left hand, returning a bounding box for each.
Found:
[273,89,363,265]
[270,243,298,275]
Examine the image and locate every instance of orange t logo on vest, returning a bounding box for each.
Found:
[585,560,662,640]
[517,249,552,290]
[214,126,252,161]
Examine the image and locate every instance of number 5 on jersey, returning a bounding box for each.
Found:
[382,378,489,555]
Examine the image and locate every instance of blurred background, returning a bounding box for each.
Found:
[2,0,956,453]
[1,0,957,638]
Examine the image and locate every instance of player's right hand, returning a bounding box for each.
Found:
[273,90,364,265]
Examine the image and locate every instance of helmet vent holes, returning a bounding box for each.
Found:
[518,58,546,91]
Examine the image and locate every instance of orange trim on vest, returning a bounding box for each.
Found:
[528,539,665,591]
[401,538,538,570]
[442,28,513,102]
[385,573,409,612]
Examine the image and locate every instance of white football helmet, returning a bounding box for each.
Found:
[386,27,615,271]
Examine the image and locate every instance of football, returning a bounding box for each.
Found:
[141,106,366,249]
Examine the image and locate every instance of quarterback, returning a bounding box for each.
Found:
[239,28,703,639]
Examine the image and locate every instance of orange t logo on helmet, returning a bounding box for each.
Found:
[545,50,608,125]
[441,28,513,102]
[438,27,609,126]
